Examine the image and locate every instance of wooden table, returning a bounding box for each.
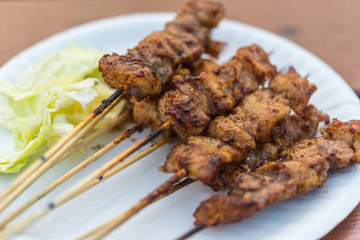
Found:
[0,0,359,239]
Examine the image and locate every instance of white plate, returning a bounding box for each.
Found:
[1,13,360,240]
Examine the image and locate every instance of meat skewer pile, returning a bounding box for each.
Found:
[184,119,360,239]
[136,43,276,138]
[76,66,330,239]
[163,65,326,190]
[0,42,277,236]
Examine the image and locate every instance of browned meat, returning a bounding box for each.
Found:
[207,89,290,152]
[164,136,241,190]
[237,71,259,95]
[238,89,291,142]
[99,55,162,101]
[234,44,277,85]
[163,87,293,191]
[100,0,225,101]
[193,119,359,227]
[206,40,226,58]
[321,118,360,162]
[228,173,297,203]
[283,137,356,171]
[207,116,255,154]
[259,160,327,195]
[192,59,221,76]
[174,72,236,115]
[191,58,244,103]
[158,45,275,138]
[269,67,317,114]
[162,84,300,193]
[132,98,162,130]
[182,0,224,28]
[194,175,296,226]
[158,90,211,138]
[242,105,329,170]
[169,0,225,57]
[216,59,244,102]
[242,143,279,170]
[272,105,329,151]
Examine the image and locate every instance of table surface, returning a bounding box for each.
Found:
[0,0,359,239]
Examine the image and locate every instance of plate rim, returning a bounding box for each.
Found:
[0,12,359,240]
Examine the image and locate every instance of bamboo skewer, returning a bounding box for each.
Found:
[60,110,131,161]
[77,177,194,240]
[0,90,126,214]
[176,224,206,240]
[0,89,125,203]
[47,122,170,210]
[41,122,170,213]
[79,168,187,240]
[89,136,173,189]
[0,113,136,229]
[0,136,173,238]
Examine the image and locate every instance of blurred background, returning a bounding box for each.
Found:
[0,0,359,239]
[0,0,359,93]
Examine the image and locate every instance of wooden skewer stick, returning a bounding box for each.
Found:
[81,168,187,240]
[0,113,136,229]
[175,224,207,240]
[88,136,174,189]
[60,110,131,161]
[77,177,195,240]
[47,122,170,209]
[0,136,173,238]
[0,89,126,213]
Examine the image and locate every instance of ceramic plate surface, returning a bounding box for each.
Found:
[0,13,360,240]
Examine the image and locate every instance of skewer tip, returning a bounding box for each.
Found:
[175,224,206,240]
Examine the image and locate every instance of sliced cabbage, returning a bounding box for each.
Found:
[0,46,124,173]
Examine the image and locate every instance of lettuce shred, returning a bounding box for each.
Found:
[0,46,124,173]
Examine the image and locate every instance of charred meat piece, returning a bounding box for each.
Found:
[158,45,275,138]
[242,143,279,170]
[207,88,291,152]
[99,55,162,101]
[237,89,291,143]
[216,59,244,102]
[193,58,243,103]
[193,119,359,227]
[164,136,241,190]
[269,67,317,114]
[321,118,360,162]
[243,105,329,170]
[100,0,225,101]
[207,116,255,154]
[164,87,292,190]
[234,44,277,85]
[158,90,211,138]
[272,105,329,151]
[132,98,162,130]
[168,0,225,57]
[173,72,236,116]
[194,174,296,226]
[282,137,356,171]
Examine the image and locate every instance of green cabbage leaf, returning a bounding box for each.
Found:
[0,46,123,173]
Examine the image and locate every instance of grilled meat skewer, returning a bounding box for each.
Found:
[134,44,277,138]
[164,87,327,190]
[192,119,359,229]
[100,0,225,101]
[76,65,329,239]
[0,0,224,218]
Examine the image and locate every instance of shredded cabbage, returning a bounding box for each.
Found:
[0,46,124,173]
